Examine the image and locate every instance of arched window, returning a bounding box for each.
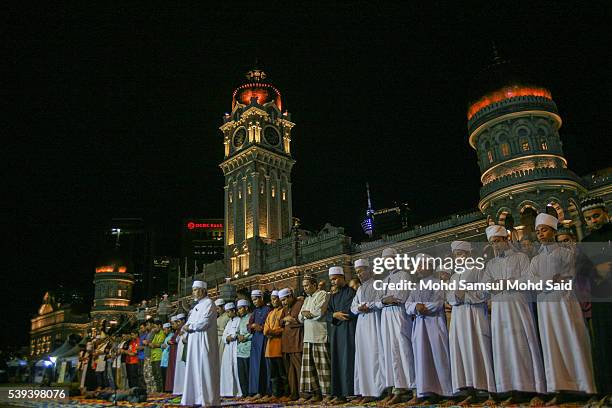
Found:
[540,139,548,150]
[501,143,510,156]
[487,150,494,163]
[521,139,530,151]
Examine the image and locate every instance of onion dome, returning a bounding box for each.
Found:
[232,68,282,111]
[467,48,557,140]
[95,250,128,274]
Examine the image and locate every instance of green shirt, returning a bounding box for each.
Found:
[150,330,166,361]
[237,313,252,358]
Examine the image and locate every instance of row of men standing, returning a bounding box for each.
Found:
[178,202,610,406]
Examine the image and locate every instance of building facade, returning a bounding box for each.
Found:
[30,292,88,359]
[191,65,611,298]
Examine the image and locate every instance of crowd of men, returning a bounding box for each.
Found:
[77,196,611,407]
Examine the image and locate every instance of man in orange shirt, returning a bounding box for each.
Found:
[263,290,286,401]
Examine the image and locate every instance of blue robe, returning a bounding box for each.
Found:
[248,305,271,395]
[327,285,357,397]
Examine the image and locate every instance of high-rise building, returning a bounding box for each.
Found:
[101,218,155,300]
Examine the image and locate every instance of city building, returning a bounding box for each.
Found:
[30,292,88,359]
[90,255,135,330]
[190,64,610,297]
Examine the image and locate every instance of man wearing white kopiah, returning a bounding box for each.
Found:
[527,213,595,404]
[482,225,545,405]
[215,298,229,365]
[350,258,385,404]
[220,302,242,398]
[447,241,496,405]
[405,253,453,404]
[181,281,220,407]
[172,313,187,395]
[376,247,416,405]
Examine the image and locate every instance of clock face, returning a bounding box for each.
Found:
[264,127,280,146]
[233,128,246,147]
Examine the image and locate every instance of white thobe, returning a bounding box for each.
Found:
[350,277,385,397]
[527,244,596,394]
[447,267,496,393]
[172,332,186,395]
[181,297,220,407]
[406,276,453,397]
[376,269,415,390]
[482,249,545,394]
[220,316,242,397]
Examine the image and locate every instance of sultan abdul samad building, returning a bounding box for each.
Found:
[30,58,612,356]
[188,59,611,298]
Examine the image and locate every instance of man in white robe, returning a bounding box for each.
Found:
[220,302,242,398]
[181,280,220,407]
[215,298,229,365]
[406,253,453,404]
[447,241,496,405]
[376,247,416,405]
[350,258,385,404]
[482,225,545,405]
[172,314,187,395]
[528,213,596,405]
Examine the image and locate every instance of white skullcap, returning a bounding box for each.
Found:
[278,288,292,299]
[328,266,344,277]
[251,289,263,298]
[451,241,472,252]
[224,302,236,311]
[176,313,185,320]
[237,299,250,308]
[170,315,178,322]
[192,280,207,289]
[162,323,171,329]
[535,213,558,230]
[214,298,225,306]
[486,225,507,241]
[382,247,398,257]
[271,290,279,297]
[354,259,369,268]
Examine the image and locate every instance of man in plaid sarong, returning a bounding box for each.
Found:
[297,275,331,403]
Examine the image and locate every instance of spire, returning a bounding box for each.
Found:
[366,182,374,216]
[361,182,374,238]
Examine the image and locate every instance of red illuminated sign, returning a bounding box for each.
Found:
[187,222,224,230]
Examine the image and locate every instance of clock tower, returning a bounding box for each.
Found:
[219,68,295,277]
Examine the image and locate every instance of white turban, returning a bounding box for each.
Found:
[382,247,398,258]
[214,298,225,306]
[237,299,250,308]
[162,323,171,329]
[192,280,207,289]
[175,313,185,320]
[224,302,236,311]
[170,315,178,322]
[451,241,472,252]
[486,225,507,241]
[251,289,263,298]
[354,258,369,268]
[535,213,558,230]
[278,288,292,299]
[271,290,279,297]
[328,266,344,277]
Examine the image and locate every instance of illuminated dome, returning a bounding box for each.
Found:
[232,68,282,111]
[467,52,558,139]
[95,251,128,274]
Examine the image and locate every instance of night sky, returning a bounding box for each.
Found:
[7,2,611,348]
